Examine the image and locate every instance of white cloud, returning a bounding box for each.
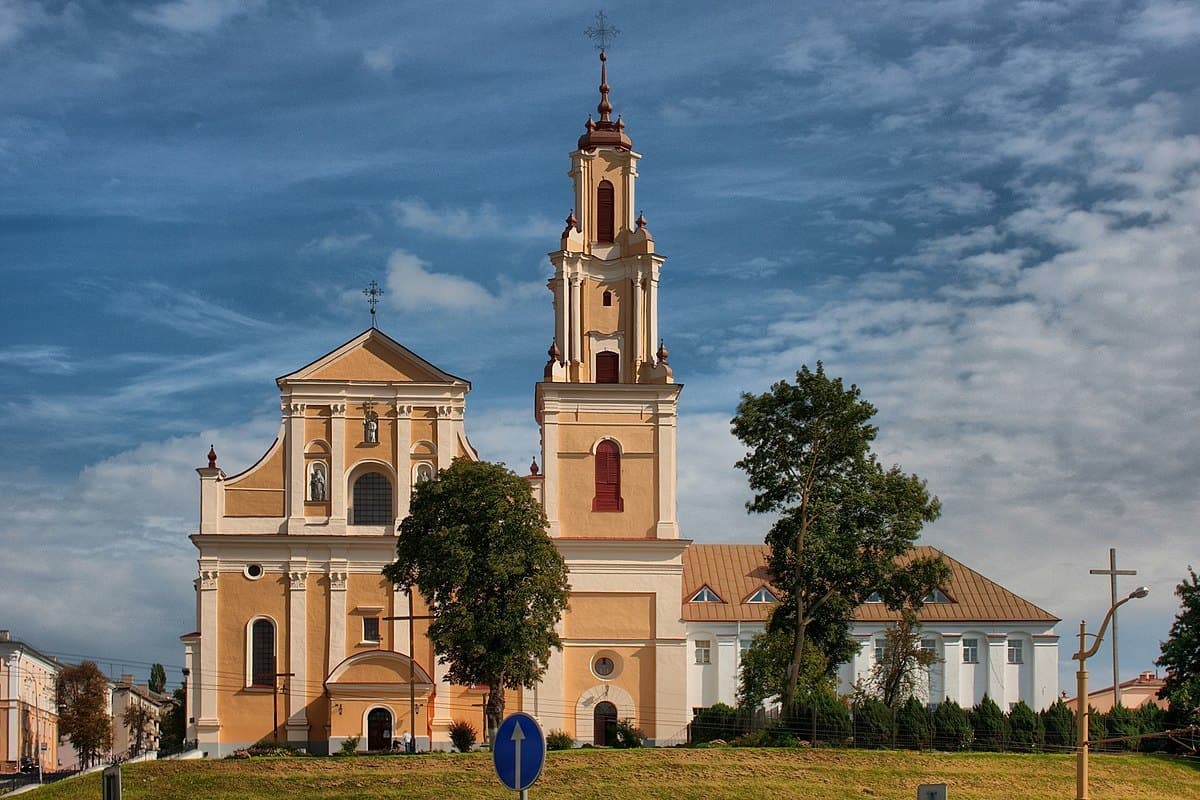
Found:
[382,248,497,312]
[0,0,46,50]
[0,344,75,375]
[1130,0,1200,45]
[392,197,559,241]
[109,282,274,337]
[362,46,396,74]
[134,0,264,34]
[301,232,371,254]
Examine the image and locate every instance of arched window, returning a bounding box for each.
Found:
[593,440,623,511]
[595,351,619,384]
[602,289,612,307]
[251,619,275,687]
[352,471,392,524]
[596,180,614,243]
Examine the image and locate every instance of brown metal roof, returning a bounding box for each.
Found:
[681,544,1058,624]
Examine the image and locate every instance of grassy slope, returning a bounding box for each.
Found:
[27,749,1199,800]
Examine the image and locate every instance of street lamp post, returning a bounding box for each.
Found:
[1073,585,1149,800]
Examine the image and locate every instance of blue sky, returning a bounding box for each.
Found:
[2,0,1198,698]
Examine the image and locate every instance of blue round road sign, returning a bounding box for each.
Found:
[492,712,546,792]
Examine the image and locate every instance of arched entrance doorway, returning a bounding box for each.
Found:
[367,707,393,751]
[593,701,618,746]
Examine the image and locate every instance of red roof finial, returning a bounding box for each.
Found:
[529,458,540,477]
[547,340,561,361]
[207,445,217,469]
[656,340,669,364]
[563,210,578,235]
[598,50,612,122]
[636,210,647,229]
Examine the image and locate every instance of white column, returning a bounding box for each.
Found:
[287,564,308,742]
[286,403,305,522]
[5,654,18,761]
[987,633,1007,704]
[655,400,678,539]
[541,407,560,537]
[328,567,347,668]
[850,634,871,688]
[196,565,220,745]
[570,276,583,367]
[330,404,346,523]
[435,407,454,471]
[648,273,659,358]
[715,634,738,707]
[631,275,643,368]
[556,275,570,366]
[534,625,566,733]
[941,634,961,705]
[395,404,412,522]
[623,163,637,232]
[392,586,410,657]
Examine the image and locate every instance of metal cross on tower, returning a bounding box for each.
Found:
[363,280,384,327]
[1089,547,1138,707]
[585,10,620,52]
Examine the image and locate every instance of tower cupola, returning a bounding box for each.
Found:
[578,51,633,151]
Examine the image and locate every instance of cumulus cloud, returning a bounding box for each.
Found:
[135,0,265,34]
[392,197,559,241]
[301,232,371,254]
[382,248,497,312]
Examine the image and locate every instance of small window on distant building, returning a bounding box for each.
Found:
[690,586,721,603]
[1008,639,1024,664]
[602,290,613,307]
[595,351,619,383]
[597,180,615,243]
[695,640,712,665]
[963,638,979,663]
[874,638,890,663]
[866,592,883,603]
[746,587,778,604]
[923,589,952,603]
[363,617,380,643]
[920,637,936,654]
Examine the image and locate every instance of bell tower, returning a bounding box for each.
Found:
[536,50,681,540]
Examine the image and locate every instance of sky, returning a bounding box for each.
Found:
[1,0,1197,699]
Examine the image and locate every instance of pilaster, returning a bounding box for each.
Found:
[540,406,561,536]
[654,399,678,538]
[570,275,583,367]
[5,654,18,761]
[196,562,220,736]
[392,585,410,657]
[287,562,308,741]
[435,406,455,473]
[330,403,347,522]
[328,565,347,668]
[286,401,306,531]
[1032,633,1060,711]
[987,633,1007,703]
[395,404,413,521]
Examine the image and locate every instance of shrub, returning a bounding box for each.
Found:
[1136,704,1169,752]
[1007,701,1043,752]
[1041,699,1075,751]
[1105,705,1140,752]
[932,699,972,751]
[339,735,360,755]
[691,703,744,744]
[448,719,478,753]
[970,695,1008,751]
[546,729,574,751]
[613,719,645,748]
[782,690,851,745]
[896,697,931,750]
[852,698,894,749]
[1087,706,1108,752]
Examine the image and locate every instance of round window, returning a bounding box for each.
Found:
[245,564,264,580]
[593,656,615,677]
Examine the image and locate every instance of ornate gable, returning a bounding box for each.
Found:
[278,328,470,387]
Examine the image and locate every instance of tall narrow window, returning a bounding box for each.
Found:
[352,472,392,524]
[602,289,613,306]
[596,180,614,243]
[595,351,619,383]
[592,440,623,511]
[251,619,275,687]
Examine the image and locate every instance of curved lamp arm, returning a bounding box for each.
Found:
[1074,586,1149,661]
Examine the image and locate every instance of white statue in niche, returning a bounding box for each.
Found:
[363,410,378,444]
[309,462,327,501]
[415,463,434,483]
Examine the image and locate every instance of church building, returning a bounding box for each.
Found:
[182,52,1057,756]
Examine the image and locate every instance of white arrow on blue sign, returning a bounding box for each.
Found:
[492,712,546,792]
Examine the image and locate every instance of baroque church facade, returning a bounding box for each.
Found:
[182,54,1058,755]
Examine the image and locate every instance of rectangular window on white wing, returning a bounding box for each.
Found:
[874,638,890,662]
[963,638,979,663]
[695,640,711,665]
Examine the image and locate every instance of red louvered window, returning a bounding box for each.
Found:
[597,181,615,243]
[595,351,619,383]
[592,440,623,512]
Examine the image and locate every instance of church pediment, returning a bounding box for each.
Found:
[278,328,469,387]
[325,650,434,691]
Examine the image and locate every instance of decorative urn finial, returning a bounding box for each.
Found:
[563,210,579,235]
[530,458,540,477]
[656,340,669,364]
[636,210,647,230]
[207,445,218,469]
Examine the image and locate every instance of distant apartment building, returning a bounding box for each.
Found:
[0,630,61,774]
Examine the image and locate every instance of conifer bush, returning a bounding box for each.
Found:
[970,695,1008,751]
[1006,701,1043,752]
[852,697,895,749]
[1041,699,1075,750]
[448,719,478,753]
[932,699,972,751]
[896,697,931,750]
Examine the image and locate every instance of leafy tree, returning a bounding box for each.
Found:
[613,719,645,748]
[690,703,744,744]
[731,363,949,707]
[122,702,155,756]
[383,459,570,745]
[932,699,972,751]
[737,627,833,708]
[1006,701,1043,752]
[158,684,188,754]
[865,610,940,709]
[1157,566,1200,722]
[148,664,166,695]
[1041,698,1075,750]
[970,695,1008,751]
[58,661,112,767]
[896,696,931,750]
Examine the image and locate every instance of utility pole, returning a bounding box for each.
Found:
[1089,548,1137,707]
[383,586,434,753]
[272,672,295,747]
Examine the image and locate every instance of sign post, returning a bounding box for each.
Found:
[492,712,546,799]
[102,764,122,800]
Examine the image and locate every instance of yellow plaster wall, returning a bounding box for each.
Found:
[215,571,289,745]
[307,338,439,383]
[346,414,396,470]
[304,408,331,445]
[561,644,654,737]
[0,707,8,770]
[225,489,285,518]
[346,574,394,654]
[587,279,623,337]
[565,593,655,640]
[225,439,285,491]
[556,456,657,539]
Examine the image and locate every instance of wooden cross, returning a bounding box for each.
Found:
[383,587,436,753]
[1090,548,1138,706]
